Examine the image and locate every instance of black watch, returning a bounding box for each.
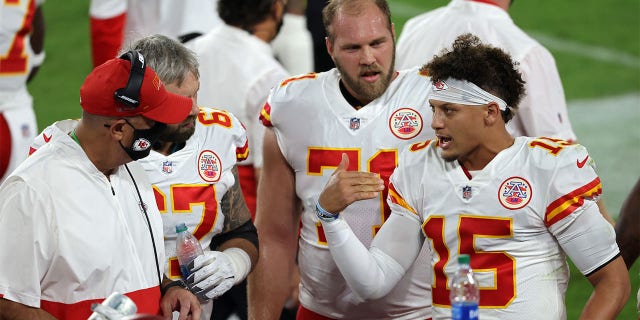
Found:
[161,279,188,296]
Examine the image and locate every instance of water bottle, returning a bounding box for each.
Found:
[450,254,480,320]
[88,292,137,320]
[175,222,204,280]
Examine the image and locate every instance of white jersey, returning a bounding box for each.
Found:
[0,124,165,318]
[388,136,619,319]
[271,13,314,75]
[0,0,43,96]
[89,0,220,44]
[0,0,43,183]
[187,24,289,168]
[136,107,249,280]
[260,68,434,319]
[396,0,576,141]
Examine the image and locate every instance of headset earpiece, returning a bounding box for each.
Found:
[114,50,146,108]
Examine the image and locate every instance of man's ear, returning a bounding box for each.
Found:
[272,0,285,20]
[391,22,396,41]
[107,120,126,141]
[325,36,334,57]
[485,102,502,125]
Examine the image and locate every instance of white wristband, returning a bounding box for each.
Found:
[222,248,251,285]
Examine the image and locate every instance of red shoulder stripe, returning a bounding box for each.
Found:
[259,102,272,127]
[545,177,602,227]
[388,182,417,215]
[236,140,250,162]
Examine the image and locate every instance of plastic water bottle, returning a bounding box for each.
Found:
[175,222,204,280]
[450,254,480,320]
[88,292,137,320]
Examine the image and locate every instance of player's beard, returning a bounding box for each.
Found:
[335,51,395,103]
[159,115,196,144]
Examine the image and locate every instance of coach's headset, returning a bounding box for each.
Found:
[114,50,146,108]
[114,50,164,288]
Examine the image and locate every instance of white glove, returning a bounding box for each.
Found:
[186,248,251,301]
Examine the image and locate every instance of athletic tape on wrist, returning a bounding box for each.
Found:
[31,51,46,68]
[223,248,251,285]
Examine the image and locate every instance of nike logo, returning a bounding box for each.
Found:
[577,155,589,168]
[43,133,52,143]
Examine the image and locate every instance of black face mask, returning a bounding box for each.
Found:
[119,119,167,160]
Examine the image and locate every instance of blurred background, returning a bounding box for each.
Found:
[27,0,639,318]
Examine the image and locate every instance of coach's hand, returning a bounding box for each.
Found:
[160,285,201,320]
[318,153,385,214]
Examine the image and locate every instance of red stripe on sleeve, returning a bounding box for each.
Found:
[236,140,250,162]
[545,177,602,227]
[259,102,272,127]
[388,182,417,215]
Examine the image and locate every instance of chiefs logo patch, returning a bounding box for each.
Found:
[498,176,532,210]
[132,138,151,151]
[389,108,423,140]
[198,150,222,182]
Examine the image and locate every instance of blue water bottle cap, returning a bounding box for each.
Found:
[175,222,188,233]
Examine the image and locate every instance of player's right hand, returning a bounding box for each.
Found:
[185,251,235,302]
[318,153,384,213]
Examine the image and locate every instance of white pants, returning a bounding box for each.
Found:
[0,88,37,183]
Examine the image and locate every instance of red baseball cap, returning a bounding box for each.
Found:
[80,58,191,124]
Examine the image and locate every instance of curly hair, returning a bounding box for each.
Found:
[421,33,526,122]
[218,0,277,33]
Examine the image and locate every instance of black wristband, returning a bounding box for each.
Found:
[160,279,188,296]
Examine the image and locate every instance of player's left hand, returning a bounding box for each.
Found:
[185,251,235,301]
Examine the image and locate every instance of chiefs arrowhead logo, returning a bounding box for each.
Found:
[576,155,589,168]
[433,80,448,91]
[132,138,151,151]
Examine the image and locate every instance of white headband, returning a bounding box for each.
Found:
[428,78,508,111]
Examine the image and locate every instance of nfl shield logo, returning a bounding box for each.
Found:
[462,186,472,200]
[162,161,173,174]
[21,124,30,138]
[350,118,360,130]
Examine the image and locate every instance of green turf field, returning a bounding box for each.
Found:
[27,0,639,318]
